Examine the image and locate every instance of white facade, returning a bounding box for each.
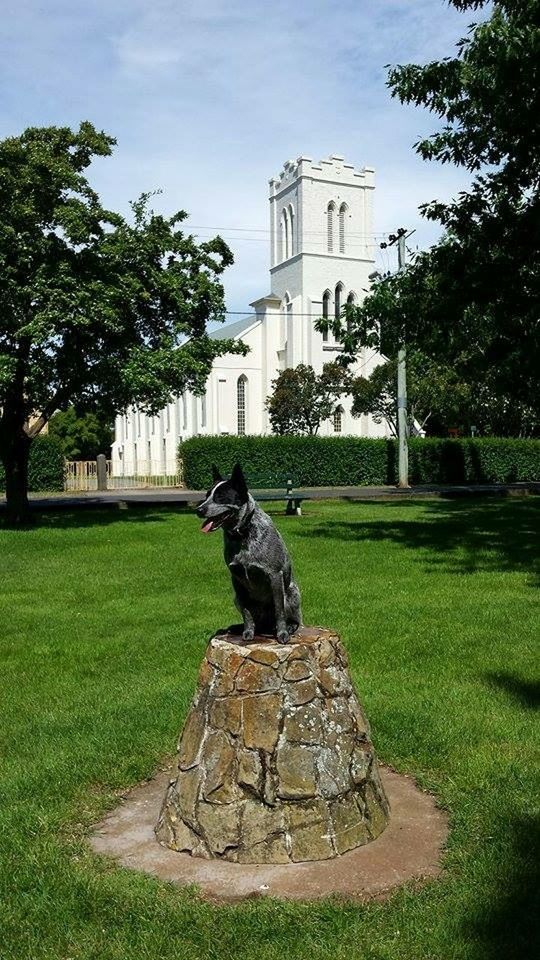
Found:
[112,154,388,477]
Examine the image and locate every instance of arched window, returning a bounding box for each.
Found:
[322,290,331,342]
[327,202,336,252]
[339,203,347,253]
[279,211,286,262]
[282,207,290,260]
[237,375,247,435]
[346,291,356,333]
[280,292,291,345]
[333,405,344,433]
[288,204,295,257]
[335,282,344,320]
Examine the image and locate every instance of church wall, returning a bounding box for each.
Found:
[202,323,264,438]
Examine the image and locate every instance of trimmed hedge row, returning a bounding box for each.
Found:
[407,437,540,485]
[180,435,540,489]
[0,435,65,492]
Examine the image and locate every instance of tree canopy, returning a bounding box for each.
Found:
[48,407,113,460]
[348,349,537,437]
[350,352,473,436]
[0,122,245,520]
[266,363,349,435]
[322,0,540,420]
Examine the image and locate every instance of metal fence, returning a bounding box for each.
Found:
[65,460,182,492]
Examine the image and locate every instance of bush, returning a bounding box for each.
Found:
[0,435,65,492]
[180,435,540,489]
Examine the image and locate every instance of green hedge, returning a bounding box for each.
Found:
[407,437,540,484]
[180,435,540,489]
[0,435,65,493]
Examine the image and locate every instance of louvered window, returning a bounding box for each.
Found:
[237,376,247,435]
[327,202,335,252]
[339,203,347,253]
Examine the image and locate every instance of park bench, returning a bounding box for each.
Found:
[247,473,308,516]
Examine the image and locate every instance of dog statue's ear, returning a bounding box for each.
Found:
[211,464,223,484]
[230,462,248,502]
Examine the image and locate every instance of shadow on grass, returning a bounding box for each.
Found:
[0,504,186,531]
[296,498,540,581]
[0,500,301,531]
[485,671,540,709]
[462,814,540,959]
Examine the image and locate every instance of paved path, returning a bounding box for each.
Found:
[1,481,538,513]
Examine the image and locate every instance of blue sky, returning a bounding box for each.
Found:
[1,0,485,313]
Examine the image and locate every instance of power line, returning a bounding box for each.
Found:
[191,233,384,253]
[189,224,389,238]
[222,310,355,317]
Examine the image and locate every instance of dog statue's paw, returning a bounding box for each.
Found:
[242,628,255,642]
[277,630,289,645]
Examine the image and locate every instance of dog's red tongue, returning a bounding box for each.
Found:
[201,520,214,534]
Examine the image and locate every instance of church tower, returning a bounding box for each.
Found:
[267,155,375,373]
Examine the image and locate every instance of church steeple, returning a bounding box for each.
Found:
[269,154,374,275]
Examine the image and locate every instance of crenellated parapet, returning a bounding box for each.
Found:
[269,155,375,198]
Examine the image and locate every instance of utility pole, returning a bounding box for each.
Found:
[396,229,409,488]
[381,227,411,488]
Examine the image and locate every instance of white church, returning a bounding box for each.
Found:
[112,155,388,477]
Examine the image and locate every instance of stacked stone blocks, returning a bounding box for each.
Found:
[156,627,389,863]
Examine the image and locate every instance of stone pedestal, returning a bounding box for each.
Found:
[156,627,389,863]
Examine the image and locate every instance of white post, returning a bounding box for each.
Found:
[396,233,410,488]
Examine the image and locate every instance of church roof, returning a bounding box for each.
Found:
[209,315,260,341]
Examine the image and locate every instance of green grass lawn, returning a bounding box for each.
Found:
[1,498,538,960]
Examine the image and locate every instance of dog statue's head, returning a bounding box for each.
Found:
[196,463,252,534]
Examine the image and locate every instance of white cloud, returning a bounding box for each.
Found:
[0,0,489,311]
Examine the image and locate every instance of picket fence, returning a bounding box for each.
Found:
[65,460,182,492]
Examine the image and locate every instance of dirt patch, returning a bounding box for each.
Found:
[90,766,448,903]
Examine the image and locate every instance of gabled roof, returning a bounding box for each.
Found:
[209,315,260,341]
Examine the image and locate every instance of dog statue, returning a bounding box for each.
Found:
[196,463,302,644]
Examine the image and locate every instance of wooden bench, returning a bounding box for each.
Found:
[247,474,308,516]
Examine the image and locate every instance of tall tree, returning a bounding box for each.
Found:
[350,352,473,436]
[266,363,349,435]
[48,407,113,460]
[0,122,245,522]
[348,350,537,436]
[322,0,540,417]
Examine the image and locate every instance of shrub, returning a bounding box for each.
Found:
[0,435,65,493]
[180,435,540,489]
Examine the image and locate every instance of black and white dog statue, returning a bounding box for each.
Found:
[196,464,302,644]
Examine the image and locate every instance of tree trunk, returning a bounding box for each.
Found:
[2,432,32,525]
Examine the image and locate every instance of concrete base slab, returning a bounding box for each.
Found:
[90,767,448,902]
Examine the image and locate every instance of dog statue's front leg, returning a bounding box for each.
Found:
[233,581,256,642]
[240,605,256,643]
[270,572,289,644]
